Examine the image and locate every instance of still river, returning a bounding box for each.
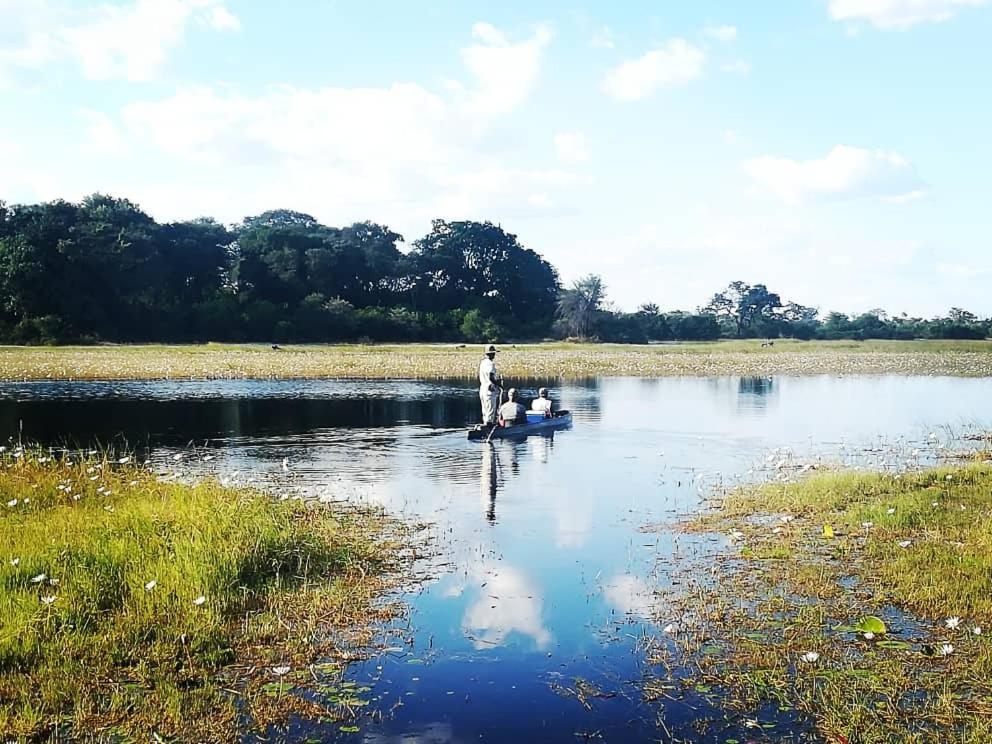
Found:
[2,376,992,742]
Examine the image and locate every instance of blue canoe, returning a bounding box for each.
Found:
[467,410,573,441]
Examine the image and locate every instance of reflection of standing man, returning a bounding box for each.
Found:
[478,344,502,424]
[481,446,498,523]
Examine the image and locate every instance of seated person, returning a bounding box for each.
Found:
[530,387,553,416]
[498,388,527,426]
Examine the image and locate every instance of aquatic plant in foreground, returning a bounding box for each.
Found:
[653,464,992,743]
[0,449,405,740]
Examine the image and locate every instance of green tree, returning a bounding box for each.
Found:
[705,281,783,337]
[556,275,606,339]
[409,220,559,332]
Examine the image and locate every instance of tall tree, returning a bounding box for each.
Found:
[557,275,606,339]
[705,281,782,337]
[410,220,559,328]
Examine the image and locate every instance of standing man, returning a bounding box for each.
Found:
[478,343,501,425]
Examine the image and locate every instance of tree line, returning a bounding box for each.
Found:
[0,195,987,344]
[558,276,990,343]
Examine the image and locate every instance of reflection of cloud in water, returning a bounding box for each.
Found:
[364,722,466,743]
[602,574,660,620]
[462,565,551,650]
[554,506,592,548]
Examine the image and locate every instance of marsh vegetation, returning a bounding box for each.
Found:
[657,463,992,742]
[2,339,992,382]
[0,449,406,740]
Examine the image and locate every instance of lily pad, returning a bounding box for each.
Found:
[876,639,912,650]
[854,616,887,635]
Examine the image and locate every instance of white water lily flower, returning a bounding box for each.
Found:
[30,573,46,584]
[931,501,939,507]
[946,616,961,630]
[938,643,954,656]
[6,499,17,507]
[40,595,56,605]
[898,540,912,548]
[272,665,291,676]
[193,595,206,606]
[863,632,875,640]
[800,651,819,663]
[145,580,157,591]
[945,474,953,481]
[972,626,982,636]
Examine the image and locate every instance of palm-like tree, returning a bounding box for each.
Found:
[557,275,606,338]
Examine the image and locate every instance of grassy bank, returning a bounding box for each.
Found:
[0,450,406,741]
[658,463,992,743]
[2,339,992,381]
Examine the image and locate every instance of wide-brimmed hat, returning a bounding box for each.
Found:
[485,344,499,354]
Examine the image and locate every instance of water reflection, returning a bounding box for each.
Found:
[480,447,497,524]
[2,376,992,743]
[460,563,551,650]
[737,376,777,410]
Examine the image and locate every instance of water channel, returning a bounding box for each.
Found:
[2,375,991,742]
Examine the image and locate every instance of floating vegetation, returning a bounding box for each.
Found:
[0,449,410,741]
[1,339,991,381]
[653,463,992,743]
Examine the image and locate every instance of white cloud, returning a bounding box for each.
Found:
[462,565,551,649]
[0,0,239,85]
[603,575,660,620]
[603,39,705,101]
[460,22,553,117]
[206,4,240,31]
[828,0,988,29]
[78,23,581,228]
[704,24,738,41]
[742,145,923,204]
[553,131,589,164]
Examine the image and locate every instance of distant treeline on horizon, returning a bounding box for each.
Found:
[0,194,988,345]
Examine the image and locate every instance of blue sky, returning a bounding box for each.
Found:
[1,0,990,316]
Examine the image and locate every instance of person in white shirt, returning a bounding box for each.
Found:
[478,344,502,424]
[530,387,553,416]
[498,388,527,426]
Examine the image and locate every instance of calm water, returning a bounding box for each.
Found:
[2,376,992,742]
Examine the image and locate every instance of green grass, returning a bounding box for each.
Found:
[0,450,402,741]
[660,464,992,743]
[1,339,991,381]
